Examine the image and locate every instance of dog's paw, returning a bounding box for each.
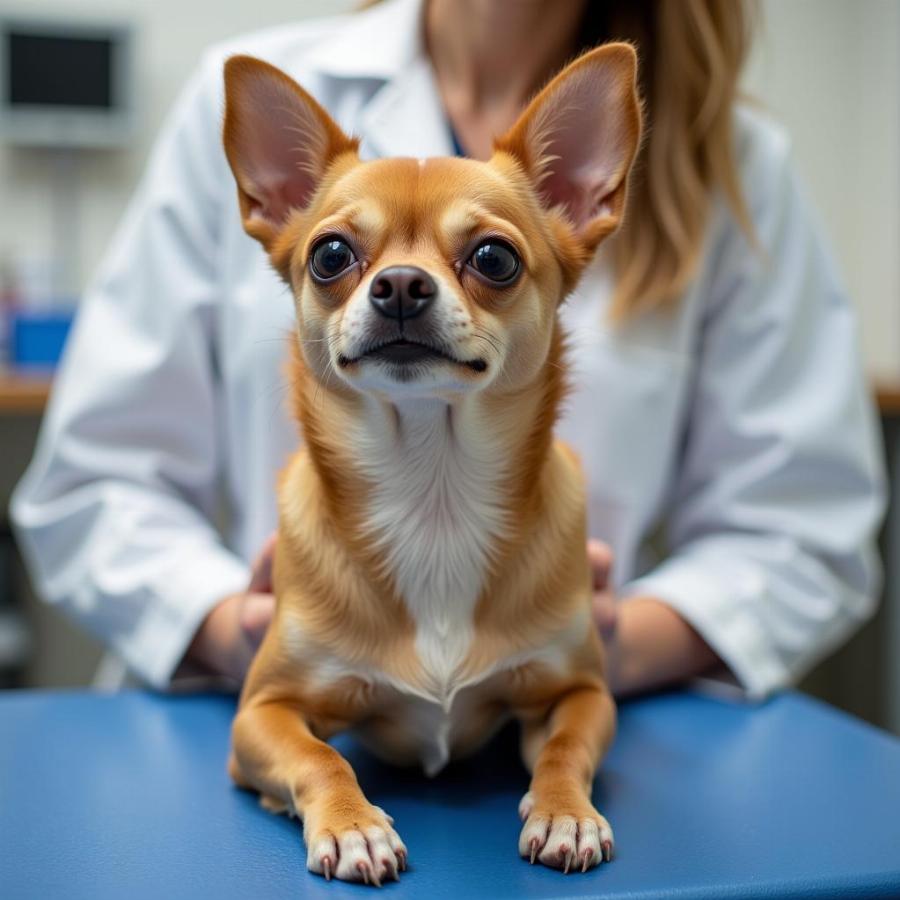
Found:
[518,792,613,873]
[306,804,407,885]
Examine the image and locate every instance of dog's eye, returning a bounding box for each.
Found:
[310,238,357,281]
[468,241,520,284]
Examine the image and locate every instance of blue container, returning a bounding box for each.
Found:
[10,310,74,367]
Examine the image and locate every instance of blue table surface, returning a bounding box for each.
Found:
[1,689,899,900]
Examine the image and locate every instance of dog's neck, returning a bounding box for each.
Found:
[293,324,566,530]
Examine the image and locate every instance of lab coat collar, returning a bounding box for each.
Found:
[306,0,455,159]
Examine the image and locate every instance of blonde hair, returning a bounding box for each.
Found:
[594,1,756,318]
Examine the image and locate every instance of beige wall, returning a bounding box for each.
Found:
[744,0,900,379]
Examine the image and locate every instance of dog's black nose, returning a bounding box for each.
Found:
[369,266,436,321]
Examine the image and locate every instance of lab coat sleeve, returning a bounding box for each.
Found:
[10,53,251,688]
[622,121,887,699]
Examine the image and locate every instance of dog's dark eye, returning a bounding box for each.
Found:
[310,238,357,281]
[468,240,520,284]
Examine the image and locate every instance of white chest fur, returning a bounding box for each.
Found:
[357,398,508,697]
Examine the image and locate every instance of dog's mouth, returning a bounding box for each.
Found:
[339,339,488,373]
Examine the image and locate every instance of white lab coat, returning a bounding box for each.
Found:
[10,0,886,697]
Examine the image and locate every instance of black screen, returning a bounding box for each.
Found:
[6,31,113,109]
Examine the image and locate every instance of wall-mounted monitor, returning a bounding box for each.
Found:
[0,17,134,148]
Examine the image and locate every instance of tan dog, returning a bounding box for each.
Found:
[222,44,641,885]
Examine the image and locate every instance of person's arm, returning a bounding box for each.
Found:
[614,116,887,700]
[10,53,252,689]
[589,541,719,696]
[185,534,276,683]
[603,597,718,697]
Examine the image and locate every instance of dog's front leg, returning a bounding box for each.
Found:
[518,684,616,873]
[230,700,407,884]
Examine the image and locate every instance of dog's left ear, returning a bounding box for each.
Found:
[495,43,642,250]
[223,56,358,250]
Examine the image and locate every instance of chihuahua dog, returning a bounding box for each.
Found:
[222,43,641,885]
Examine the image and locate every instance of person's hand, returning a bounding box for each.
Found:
[588,539,617,640]
[587,535,721,697]
[185,533,277,682]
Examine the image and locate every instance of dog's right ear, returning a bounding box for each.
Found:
[495,43,642,252]
[223,56,358,250]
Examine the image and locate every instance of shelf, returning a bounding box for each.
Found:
[0,367,53,415]
[2,367,900,418]
[875,380,900,417]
